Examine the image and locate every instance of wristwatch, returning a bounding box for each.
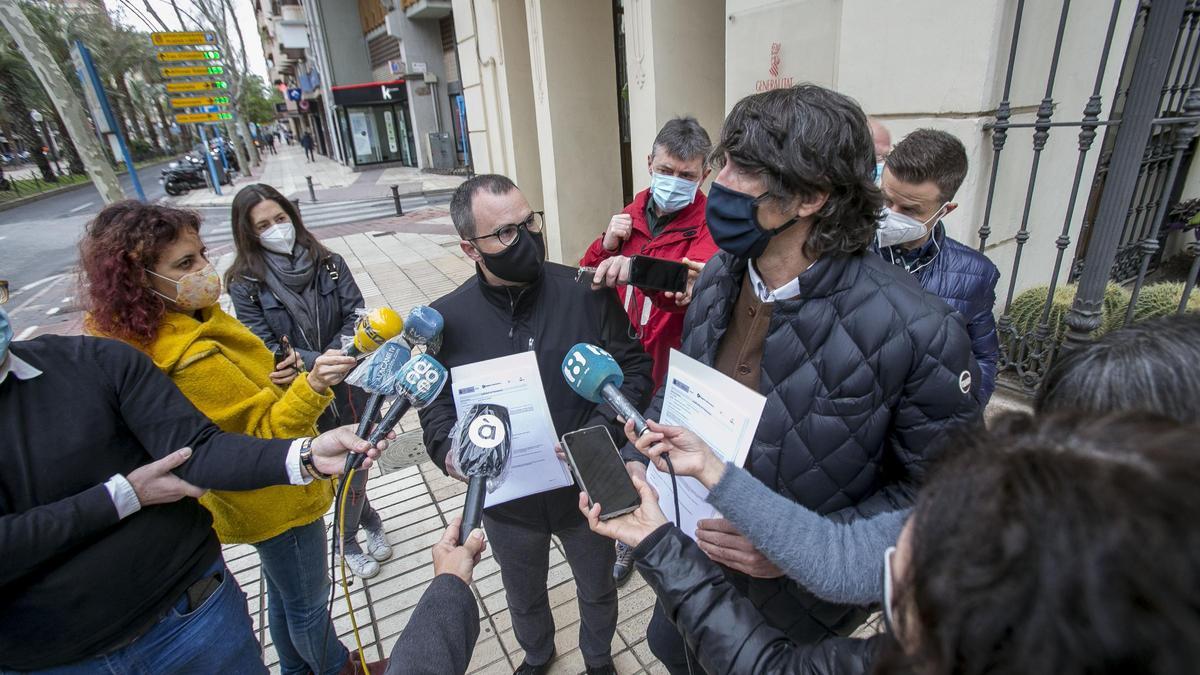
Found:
[299,438,330,481]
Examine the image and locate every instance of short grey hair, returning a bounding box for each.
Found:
[650,116,712,164]
[449,174,519,239]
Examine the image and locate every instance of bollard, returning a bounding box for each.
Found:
[391,185,404,216]
[305,175,317,202]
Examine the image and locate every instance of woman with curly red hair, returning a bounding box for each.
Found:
[79,200,383,675]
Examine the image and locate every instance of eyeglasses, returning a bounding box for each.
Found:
[881,545,897,634]
[0,280,8,305]
[467,211,545,249]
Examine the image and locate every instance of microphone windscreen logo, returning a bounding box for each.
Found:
[561,343,623,403]
[467,413,506,449]
[352,308,404,355]
[359,340,411,394]
[399,354,449,407]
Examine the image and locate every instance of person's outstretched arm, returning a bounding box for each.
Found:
[707,464,907,605]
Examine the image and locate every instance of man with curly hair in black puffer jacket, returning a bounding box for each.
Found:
[620,84,982,674]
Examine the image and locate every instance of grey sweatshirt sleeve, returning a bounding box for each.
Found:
[706,463,909,606]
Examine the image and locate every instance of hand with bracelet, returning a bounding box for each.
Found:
[300,424,394,479]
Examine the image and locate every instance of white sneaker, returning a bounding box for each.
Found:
[365,526,393,562]
[343,551,380,579]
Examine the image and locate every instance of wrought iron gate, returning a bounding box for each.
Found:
[982,0,1200,393]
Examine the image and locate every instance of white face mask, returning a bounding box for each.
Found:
[260,219,296,256]
[876,203,946,248]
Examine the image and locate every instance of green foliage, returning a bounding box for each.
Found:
[1131,282,1200,322]
[1007,282,1131,345]
[237,74,279,126]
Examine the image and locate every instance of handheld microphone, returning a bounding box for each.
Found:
[347,353,449,471]
[561,343,648,437]
[401,305,445,355]
[343,308,404,359]
[350,338,411,439]
[452,404,512,544]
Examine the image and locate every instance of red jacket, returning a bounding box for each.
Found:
[580,188,718,390]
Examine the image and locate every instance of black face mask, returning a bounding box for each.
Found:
[478,229,546,284]
[706,181,798,260]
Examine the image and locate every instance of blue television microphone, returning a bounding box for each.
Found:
[561,343,649,437]
[352,338,411,439]
[401,305,445,355]
[347,353,450,470]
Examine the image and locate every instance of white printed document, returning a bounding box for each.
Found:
[647,349,767,540]
[451,351,573,507]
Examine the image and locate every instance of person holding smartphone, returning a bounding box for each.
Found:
[224,183,392,581]
[578,116,720,585]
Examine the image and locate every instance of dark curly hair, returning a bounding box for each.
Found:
[879,412,1200,675]
[79,200,202,346]
[712,84,883,259]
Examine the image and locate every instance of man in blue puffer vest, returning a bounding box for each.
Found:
[877,129,1002,403]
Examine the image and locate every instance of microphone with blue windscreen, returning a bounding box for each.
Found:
[401,305,445,355]
[561,343,649,437]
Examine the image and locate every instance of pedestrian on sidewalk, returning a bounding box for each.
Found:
[79,201,388,675]
[225,183,393,580]
[267,132,278,155]
[302,131,315,162]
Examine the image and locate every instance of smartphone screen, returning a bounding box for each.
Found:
[561,426,641,520]
[629,256,688,293]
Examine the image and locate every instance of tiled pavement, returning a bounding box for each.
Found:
[218,216,668,674]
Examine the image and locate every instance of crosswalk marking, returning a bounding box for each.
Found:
[202,197,435,243]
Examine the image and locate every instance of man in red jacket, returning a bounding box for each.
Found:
[581,116,718,389]
[580,116,718,585]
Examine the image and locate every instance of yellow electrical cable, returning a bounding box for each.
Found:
[337,468,370,675]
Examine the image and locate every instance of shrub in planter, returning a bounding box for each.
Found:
[1131,282,1200,322]
[1006,282,1131,346]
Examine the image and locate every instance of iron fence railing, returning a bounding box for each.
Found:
[983,0,1200,393]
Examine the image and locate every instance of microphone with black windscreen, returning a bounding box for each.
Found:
[450,404,512,544]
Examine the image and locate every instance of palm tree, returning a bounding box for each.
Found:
[0,40,55,181]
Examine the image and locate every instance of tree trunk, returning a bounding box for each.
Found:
[107,77,133,149]
[221,121,248,176]
[52,109,84,174]
[115,76,142,145]
[156,101,175,154]
[142,103,161,155]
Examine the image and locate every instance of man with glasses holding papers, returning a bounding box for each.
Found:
[417,175,653,675]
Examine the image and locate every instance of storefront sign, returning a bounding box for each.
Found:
[755,43,794,92]
[332,80,407,107]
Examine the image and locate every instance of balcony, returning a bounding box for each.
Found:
[403,0,451,20]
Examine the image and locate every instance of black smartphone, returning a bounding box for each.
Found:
[561,425,641,520]
[274,335,294,366]
[628,255,688,293]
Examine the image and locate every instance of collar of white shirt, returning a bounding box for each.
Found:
[746,260,802,303]
[0,352,43,385]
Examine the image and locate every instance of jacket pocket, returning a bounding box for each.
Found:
[810,392,875,418]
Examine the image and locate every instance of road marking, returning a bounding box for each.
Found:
[18,274,64,293]
[16,326,37,340]
[12,275,65,313]
[46,306,60,316]
[68,201,95,214]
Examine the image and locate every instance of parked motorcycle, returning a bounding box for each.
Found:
[160,153,229,195]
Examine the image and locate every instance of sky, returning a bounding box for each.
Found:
[102,0,270,81]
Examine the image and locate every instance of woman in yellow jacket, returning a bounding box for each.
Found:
[79,201,382,675]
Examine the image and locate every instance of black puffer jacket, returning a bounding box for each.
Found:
[624,251,980,638]
[227,252,369,432]
[635,524,882,675]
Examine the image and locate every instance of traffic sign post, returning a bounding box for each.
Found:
[169,96,230,109]
[156,50,221,63]
[174,112,233,123]
[73,40,144,201]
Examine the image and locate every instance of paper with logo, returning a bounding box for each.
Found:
[451,351,573,507]
[648,349,767,541]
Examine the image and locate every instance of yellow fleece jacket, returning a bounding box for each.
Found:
[142,305,334,544]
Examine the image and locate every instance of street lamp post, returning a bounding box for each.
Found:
[29,110,61,177]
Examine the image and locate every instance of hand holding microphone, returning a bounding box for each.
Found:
[626,419,726,489]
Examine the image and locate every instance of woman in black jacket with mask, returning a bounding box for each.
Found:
[585,411,1200,675]
[226,183,392,579]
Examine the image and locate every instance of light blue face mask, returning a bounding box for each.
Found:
[0,306,12,364]
[650,172,700,214]
[874,162,885,185]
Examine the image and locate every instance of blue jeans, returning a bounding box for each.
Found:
[15,557,265,674]
[255,517,348,675]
